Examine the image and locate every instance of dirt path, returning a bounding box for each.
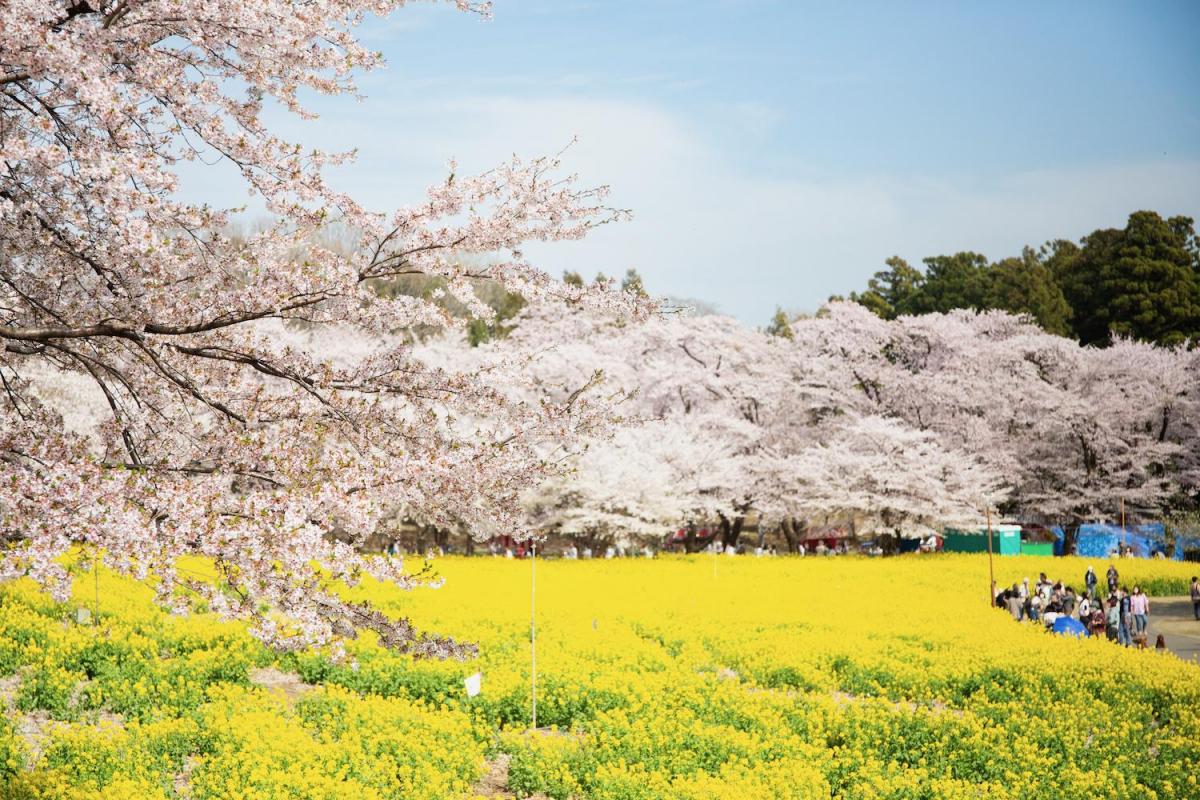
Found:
[472,753,514,798]
[1144,596,1200,664]
[248,667,314,703]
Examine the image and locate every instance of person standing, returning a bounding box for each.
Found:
[1118,588,1133,647]
[1006,585,1024,621]
[1085,566,1098,599]
[1191,576,1200,621]
[1130,586,1149,637]
[1105,596,1120,641]
[1106,564,1119,594]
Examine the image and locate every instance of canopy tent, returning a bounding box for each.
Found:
[800,525,851,550]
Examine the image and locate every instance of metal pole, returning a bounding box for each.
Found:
[530,538,537,730]
[986,507,995,607]
[1120,497,1126,555]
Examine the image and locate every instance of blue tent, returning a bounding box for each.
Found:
[1051,616,1088,638]
[1050,523,1199,560]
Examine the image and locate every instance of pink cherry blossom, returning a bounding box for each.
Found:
[1,0,639,656]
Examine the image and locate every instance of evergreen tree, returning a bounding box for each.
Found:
[907,252,991,315]
[621,268,648,297]
[845,256,924,319]
[986,247,1073,336]
[1056,211,1200,346]
[834,211,1200,345]
[766,307,794,339]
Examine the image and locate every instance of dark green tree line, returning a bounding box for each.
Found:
[830,211,1200,346]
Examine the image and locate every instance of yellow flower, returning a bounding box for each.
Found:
[1,552,1197,798]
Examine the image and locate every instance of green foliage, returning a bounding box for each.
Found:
[1163,510,1200,559]
[765,307,794,340]
[1054,211,1200,345]
[621,268,648,298]
[368,261,527,347]
[464,280,527,347]
[836,211,1200,346]
[0,715,26,781]
[907,252,991,315]
[466,318,492,347]
[846,256,924,319]
[15,663,88,721]
[504,733,586,800]
[985,247,1073,336]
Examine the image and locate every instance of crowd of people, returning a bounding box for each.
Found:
[995,564,1165,649]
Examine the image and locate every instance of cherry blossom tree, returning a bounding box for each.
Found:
[492,302,773,548]
[493,297,1197,556]
[520,420,709,551]
[1006,336,1198,544]
[753,415,1002,542]
[0,0,638,656]
[789,303,1200,539]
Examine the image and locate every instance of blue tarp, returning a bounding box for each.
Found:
[1051,616,1088,638]
[1050,523,1200,560]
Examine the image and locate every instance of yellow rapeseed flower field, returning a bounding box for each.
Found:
[1,553,1198,799]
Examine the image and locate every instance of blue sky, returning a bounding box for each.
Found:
[208,0,1200,323]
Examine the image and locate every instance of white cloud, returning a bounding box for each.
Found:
[180,94,1200,323]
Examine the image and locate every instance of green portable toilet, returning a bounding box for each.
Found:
[943,525,1021,555]
[997,527,1020,555]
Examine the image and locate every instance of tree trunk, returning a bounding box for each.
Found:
[576,528,611,554]
[718,503,750,549]
[780,517,806,553]
[718,513,732,548]
[683,521,706,554]
[1062,522,1080,556]
[416,524,438,554]
[728,515,745,549]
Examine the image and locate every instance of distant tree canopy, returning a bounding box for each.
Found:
[396,266,652,347]
[766,307,794,340]
[831,211,1200,346]
[370,268,526,347]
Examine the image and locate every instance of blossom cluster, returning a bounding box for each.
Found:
[480,300,1200,547]
[1,0,642,651]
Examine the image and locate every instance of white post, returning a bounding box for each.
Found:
[530,537,537,730]
[1120,497,1126,554]
[986,507,995,606]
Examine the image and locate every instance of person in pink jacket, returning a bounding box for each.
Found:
[1129,586,1150,636]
